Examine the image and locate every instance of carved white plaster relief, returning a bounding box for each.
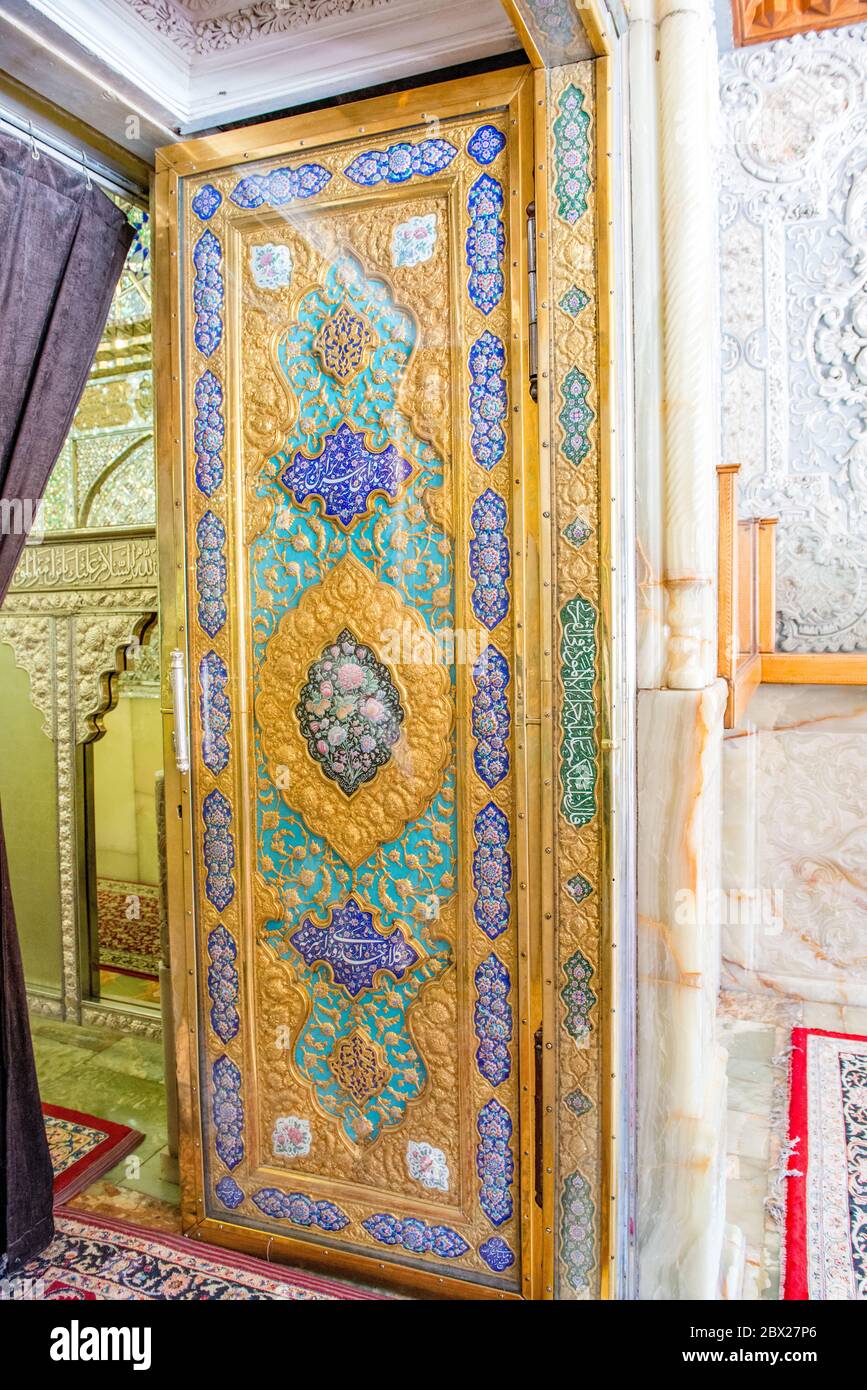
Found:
[719,27,867,651]
[123,0,394,54]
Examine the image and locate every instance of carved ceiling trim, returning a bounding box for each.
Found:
[123,0,394,54]
[732,0,867,47]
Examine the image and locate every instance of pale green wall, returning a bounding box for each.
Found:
[0,643,62,992]
[93,691,162,885]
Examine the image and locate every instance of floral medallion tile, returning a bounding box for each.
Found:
[467,124,507,166]
[296,629,404,795]
[272,1115,312,1159]
[560,284,590,318]
[249,242,293,290]
[392,212,437,268]
[192,183,221,221]
[406,1140,450,1193]
[563,514,592,551]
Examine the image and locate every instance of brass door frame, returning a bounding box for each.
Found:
[155,66,550,1300]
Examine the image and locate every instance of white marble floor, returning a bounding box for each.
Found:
[718,991,867,1300]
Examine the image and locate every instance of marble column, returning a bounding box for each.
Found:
[632,0,728,1299]
[658,0,718,692]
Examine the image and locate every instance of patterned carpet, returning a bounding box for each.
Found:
[13,1209,382,1300]
[97,878,161,980]
[784,1028,867,1300]
[44,1105,143,1204]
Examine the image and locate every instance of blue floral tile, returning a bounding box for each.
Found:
[252,1188,349,1232]
[212,1054,243,1170]
[200,649,230,775]
[362,1213,469,1258]
[193,372,224,497]
[195,510,227,636]
[202,788,234,911]
[468,332,507,470]
[472,646,510,789]
[473,802,511,941]
[344,138,457,186]
[229,164,331,208]
[477,1098,513,1227]
[467,125,506,166]
[466,174,505,315]
[470,488,510,630]
[192,183,222,221]
[207,923,239,1045]
[474,953,512,1087]
[192,229,223,357]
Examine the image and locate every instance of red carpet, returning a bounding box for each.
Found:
[96,878,161,980]
[14,1208,383,1300]
[44,1104,144,1204]
[784,1027,867,1300]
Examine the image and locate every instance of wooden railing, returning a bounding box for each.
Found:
[717,464,867,728]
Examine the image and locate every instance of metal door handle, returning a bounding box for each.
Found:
[169,648,190,774]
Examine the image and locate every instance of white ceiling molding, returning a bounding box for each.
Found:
[6,0,521,136]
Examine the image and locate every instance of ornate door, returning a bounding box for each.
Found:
[157,68,540,1298]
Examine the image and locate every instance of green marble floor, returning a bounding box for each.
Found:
[31,1015,180,1211]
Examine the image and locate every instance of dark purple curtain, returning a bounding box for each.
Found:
[0,132,132,1271]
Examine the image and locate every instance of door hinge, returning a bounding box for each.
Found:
[527,200,538,403]
[534,1024,544,1209]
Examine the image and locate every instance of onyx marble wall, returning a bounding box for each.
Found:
[722,684,867,1007]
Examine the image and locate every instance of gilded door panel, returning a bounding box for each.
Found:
[175,79,534,1295]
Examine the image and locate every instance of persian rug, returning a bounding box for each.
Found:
[784,1027,867,1300]
[44,1105,144,1204]
[96,878,161,980]
[13,1209,383,1300]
